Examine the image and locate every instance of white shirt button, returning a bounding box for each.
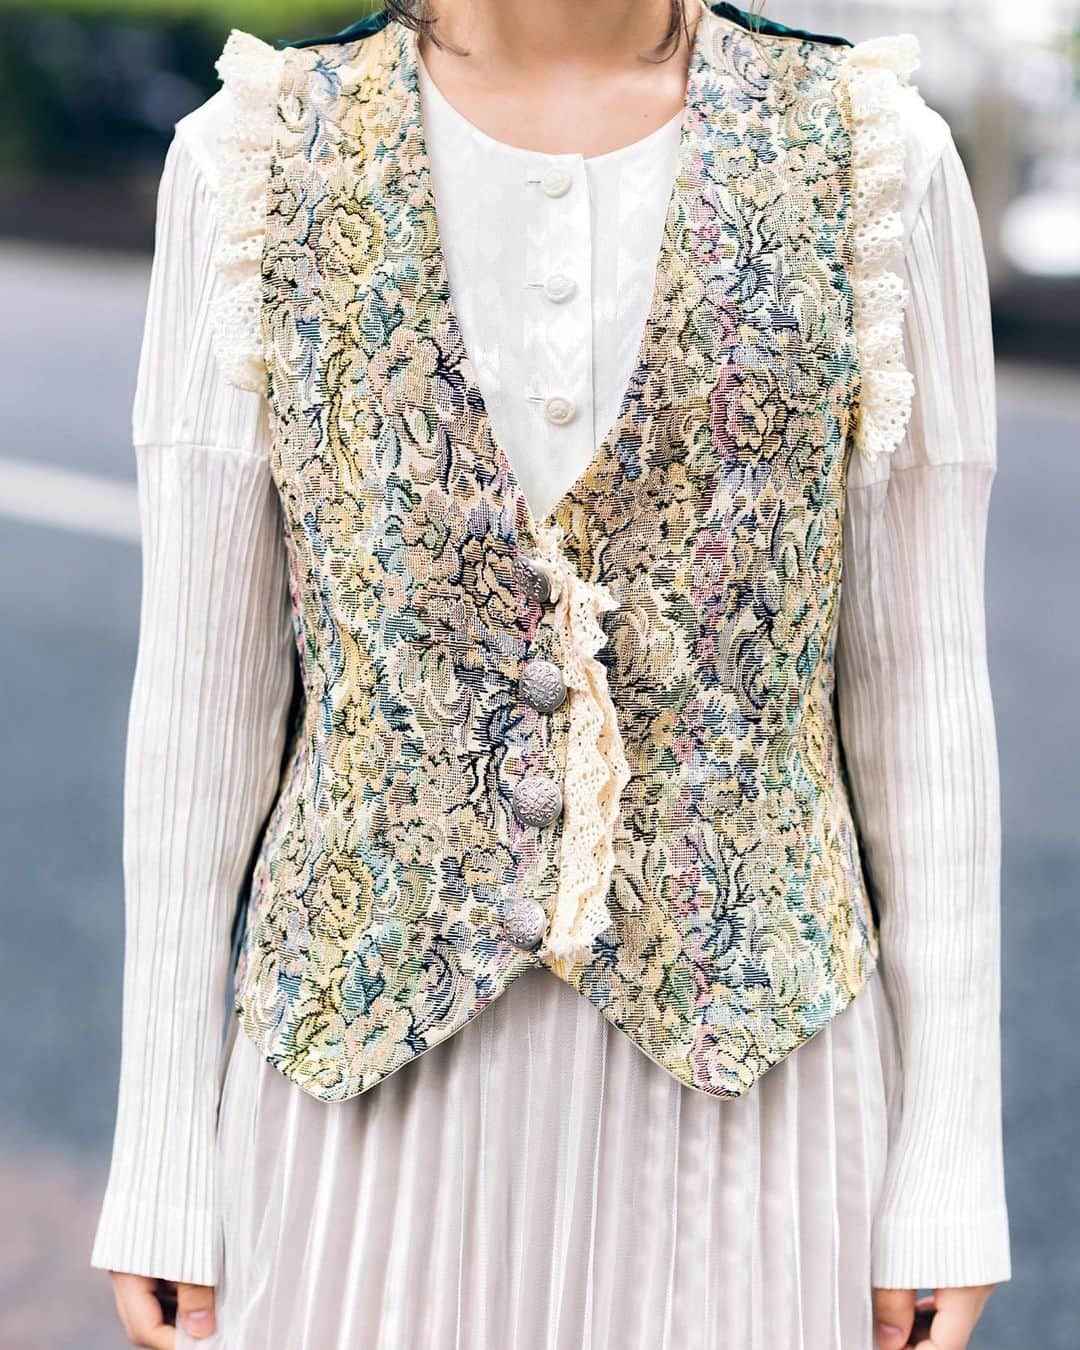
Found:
[543,273,577,303]
[540,164,573,198]
[543,395,577,426]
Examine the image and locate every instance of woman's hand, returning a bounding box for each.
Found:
[873,1285,999,1348]
[109,1271,217,1347]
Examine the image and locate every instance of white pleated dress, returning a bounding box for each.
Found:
[92,23,1012,1350]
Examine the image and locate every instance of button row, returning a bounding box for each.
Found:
[505,553,567,950]
[534,166,577,433]
[507,158,578,952]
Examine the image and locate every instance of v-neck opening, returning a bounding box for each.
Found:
[394,0,713,549]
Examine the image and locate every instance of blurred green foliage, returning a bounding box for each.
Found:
[0,0,372,27]
[0,1,374,180]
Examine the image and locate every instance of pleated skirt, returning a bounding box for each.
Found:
[181,966,900,1350]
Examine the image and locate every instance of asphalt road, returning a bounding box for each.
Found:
[0,241,1076,1349]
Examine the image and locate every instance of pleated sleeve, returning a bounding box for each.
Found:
[89,98,296,1286]
[837,109,1011,1288]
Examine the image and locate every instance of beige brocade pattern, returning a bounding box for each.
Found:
[210,7,920,1103]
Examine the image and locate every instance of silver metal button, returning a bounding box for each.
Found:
[519,658,567,713]
[504,897,547,950]
[515,554,552,604]
[540,164,572,197]
[543,395,576,426]
[543,272,576,303]
[512,774,563,827]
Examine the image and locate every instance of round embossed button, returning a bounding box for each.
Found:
[503,898,548,950]
[543,272,576,303]
[543,395,576,427]
[540,163,573,198]
[519,658,567,713]
[512,774,564,827]
[514,554,552,604]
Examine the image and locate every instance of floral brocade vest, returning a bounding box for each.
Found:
[215,3,919,1101]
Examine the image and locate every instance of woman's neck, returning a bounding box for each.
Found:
[417,0,702,158]
[421,0,695,74]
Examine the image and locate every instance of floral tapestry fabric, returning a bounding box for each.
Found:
[228,5,894,1101]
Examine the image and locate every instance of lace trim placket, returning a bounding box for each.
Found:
[531,523,632,976]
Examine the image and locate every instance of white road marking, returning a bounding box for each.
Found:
[0,456,140,542]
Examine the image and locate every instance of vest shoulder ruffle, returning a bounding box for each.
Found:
[210,29,286,394]
[705,12,922,466]
[836,33,921,466]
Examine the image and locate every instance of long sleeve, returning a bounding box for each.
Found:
[90,112,296,1286]
[837,124,1011,1289]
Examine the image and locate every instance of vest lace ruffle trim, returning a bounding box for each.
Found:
[532,523,632,976]
[210,30,284,394]
[837,33,920,465]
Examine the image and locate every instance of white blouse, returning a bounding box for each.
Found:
[91,24,1011,1304]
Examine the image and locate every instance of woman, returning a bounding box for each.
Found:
[92,2,1011,1347]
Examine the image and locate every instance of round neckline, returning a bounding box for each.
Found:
[416,47,684,165]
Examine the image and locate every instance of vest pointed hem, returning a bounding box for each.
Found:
[572,934,882,1100]
[232,947,540,1104]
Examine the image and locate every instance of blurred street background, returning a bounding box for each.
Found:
[0,1,1077,1347]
